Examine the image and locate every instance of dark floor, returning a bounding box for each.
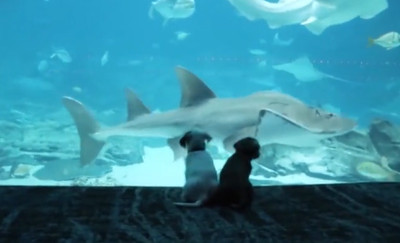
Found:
[0,183,399,242]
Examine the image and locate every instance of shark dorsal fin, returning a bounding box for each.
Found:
[175,66,216,107]
[125,88,151,121]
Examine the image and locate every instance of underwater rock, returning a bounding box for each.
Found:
[0,120,23,143]
[71,176,118,186]
[33,158,113,181]
[103,138,145,166]
[368,119,400,163]
[0,145,11,158]
[0,153,38,167]
[355,160,394,181]
[0,167,10,180]
[19,144,60,153]
[332,130,378,155]
[10,163,32,179]
[256,139,380,183]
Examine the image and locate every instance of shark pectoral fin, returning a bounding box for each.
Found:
[301,16,317,25]
[175,66,217,107]
[167,137,187,161]
[223,126,258,152]
[255,109,288,143]
[62,97,105,166]
[125,88,151,121]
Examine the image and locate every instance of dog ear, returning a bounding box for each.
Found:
[234,137,260,158]
[179,132,191,148]
[233,139,245,151]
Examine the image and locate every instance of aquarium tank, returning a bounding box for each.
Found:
[0,0,399,188]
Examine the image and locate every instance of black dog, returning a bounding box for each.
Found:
[174,130,219,207]
[208,137,260,210]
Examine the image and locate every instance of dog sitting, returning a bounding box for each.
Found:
[173,130,219,207]
[208,137,260,210]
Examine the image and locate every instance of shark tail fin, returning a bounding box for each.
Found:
[367,37,375,47]
[62,97,105,166]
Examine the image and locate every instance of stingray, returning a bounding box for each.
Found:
[272,56,358,84]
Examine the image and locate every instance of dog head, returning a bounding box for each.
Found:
[233,137,260,159]
[179,130,212,152]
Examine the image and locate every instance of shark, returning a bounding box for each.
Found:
[62,66,357,166]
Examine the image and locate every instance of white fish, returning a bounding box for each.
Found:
[249,49,267,56]
[257,59,267,68]
[273,33,293,46]
[175,31,190,41]
[101,51,109,66]
[37,60,49,72]
[149,0,195,26]
[272,56,358,84]
[368,31,400,50]
[72,86,82,93]
[226,0,388,35]
[128,60,143,66]
[50,48,72,63]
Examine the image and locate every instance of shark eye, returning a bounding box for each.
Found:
[326,113,334,119]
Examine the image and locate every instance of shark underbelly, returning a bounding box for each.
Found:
[91,110,195,140]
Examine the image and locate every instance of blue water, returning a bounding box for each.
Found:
[0,0,399,186]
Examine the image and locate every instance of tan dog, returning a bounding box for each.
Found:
[174,131,218,207]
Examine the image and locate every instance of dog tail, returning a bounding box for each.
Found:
[174,192,211,207]
[173,200,203,207]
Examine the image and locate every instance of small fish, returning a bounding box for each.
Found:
[259,39,267,44]
[175,31,190,41]
[249,49,266,56]
[128,60,142,66]
[101,51,109,66]
[50,48,72,63]
[273,33,293,46]
[72,86,82,93]
[37,60,49,72]
[257,59,267,68]
[102,109,115,116]
[149,0,195,26]
[368,31,400,50]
